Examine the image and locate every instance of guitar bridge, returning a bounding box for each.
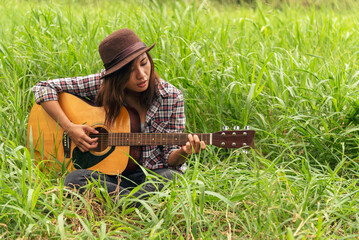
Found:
[63,132,71,158]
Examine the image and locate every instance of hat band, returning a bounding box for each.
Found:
[104,42,147,70]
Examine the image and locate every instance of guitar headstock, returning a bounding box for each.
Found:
[212,127,255,149]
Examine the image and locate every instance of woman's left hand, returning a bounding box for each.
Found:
[181,134,206,154]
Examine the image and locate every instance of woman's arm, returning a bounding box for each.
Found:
[159,82,206,168]
[33,72,103,104]
[33,72,104,152]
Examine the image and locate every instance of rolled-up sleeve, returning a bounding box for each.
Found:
[32,72,104,104]
[162,92,186,162]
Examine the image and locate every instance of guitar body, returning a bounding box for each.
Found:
[27,93,140,175]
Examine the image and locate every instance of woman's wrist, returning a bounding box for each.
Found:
[62,121,73,134]
[168,147,189,167]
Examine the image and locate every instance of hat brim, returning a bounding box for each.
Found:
[100,43,155,79]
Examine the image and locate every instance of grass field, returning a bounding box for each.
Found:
[1,0,359,238]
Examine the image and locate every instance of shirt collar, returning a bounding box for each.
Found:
[100,69,106,78]
[155,79,169,98]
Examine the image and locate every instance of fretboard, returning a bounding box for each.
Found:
[108,133,211,146]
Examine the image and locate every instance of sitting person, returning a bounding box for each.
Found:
[32,28,206,204]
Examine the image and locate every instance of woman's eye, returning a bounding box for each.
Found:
[141,61,148,66]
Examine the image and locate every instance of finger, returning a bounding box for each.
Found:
[193,134,200,143]
[183,141,192,154]
[187,134,194,145]
[82,126,99,144]
[79,138,97,151]
[81,132,98,143]
[78,144,86,152]
[200,141,206,150]
[83,125,99,134]
[88,136,99,144]
[193,135,201,153]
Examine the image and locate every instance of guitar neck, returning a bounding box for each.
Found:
[108,133,211,146]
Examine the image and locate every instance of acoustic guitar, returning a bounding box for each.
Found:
[27,93,255,175]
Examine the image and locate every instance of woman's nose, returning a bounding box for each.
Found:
[136,68,146,79]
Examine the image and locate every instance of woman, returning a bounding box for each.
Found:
[32,28,205,203]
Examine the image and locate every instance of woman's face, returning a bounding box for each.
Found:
[125,53,151,93]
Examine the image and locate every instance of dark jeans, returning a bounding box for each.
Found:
[64,167,180,204]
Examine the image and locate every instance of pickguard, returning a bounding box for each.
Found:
[72,146,116,169]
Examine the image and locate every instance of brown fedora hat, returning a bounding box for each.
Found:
[98,28,155,79]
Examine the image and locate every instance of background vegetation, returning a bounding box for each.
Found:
[1,0,359,238]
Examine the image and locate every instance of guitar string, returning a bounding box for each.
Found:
[93,135,202,142]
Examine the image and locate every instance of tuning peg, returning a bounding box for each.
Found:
[222,126,229,131]
[233,126,240,130]
[242,126,251,154]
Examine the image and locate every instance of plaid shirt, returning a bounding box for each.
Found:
[33,71,186,170]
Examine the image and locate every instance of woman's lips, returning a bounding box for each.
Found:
[138,80,147,87]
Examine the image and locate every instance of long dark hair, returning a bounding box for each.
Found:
[96,53,159,127]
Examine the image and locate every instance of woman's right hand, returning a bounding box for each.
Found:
[66,123,98,152]
[39,101,98,152]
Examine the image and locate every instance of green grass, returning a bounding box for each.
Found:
[2,0,359,238]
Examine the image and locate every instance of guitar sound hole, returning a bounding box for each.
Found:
[89,127,108,152]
